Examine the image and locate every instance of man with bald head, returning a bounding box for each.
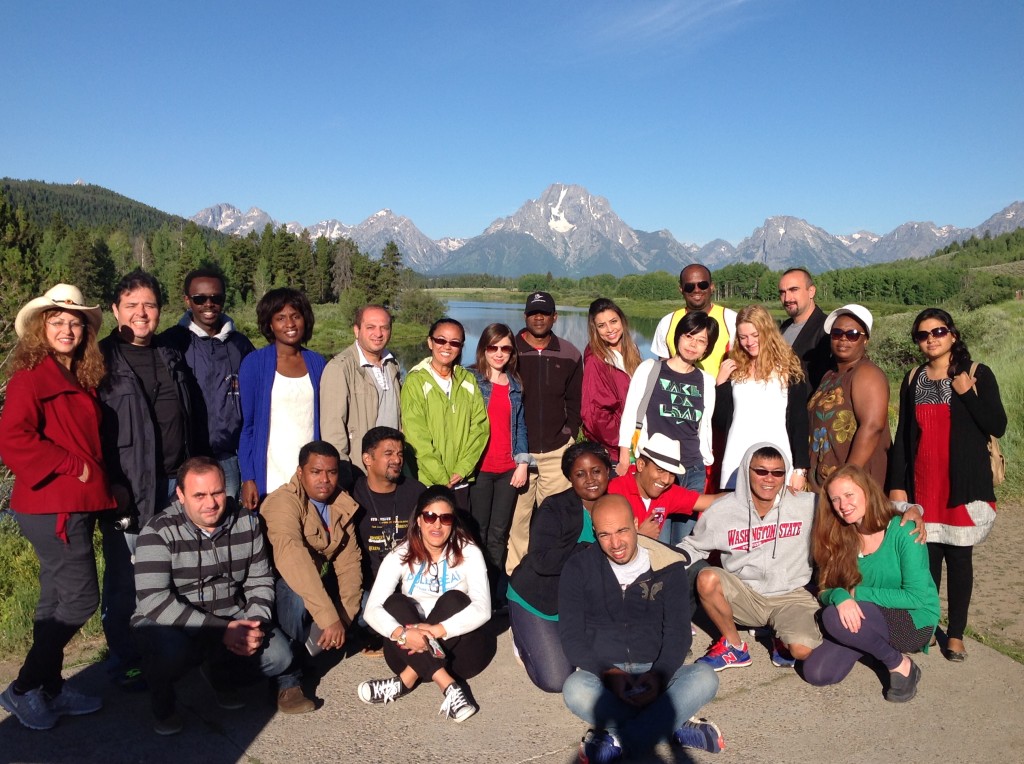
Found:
[558,495,724,760]
[650,264,736,377]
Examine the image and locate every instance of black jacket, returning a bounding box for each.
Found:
[781,305,830,393]
[558,538,692,684]
[98,333,195,526]
[508,488,588,616]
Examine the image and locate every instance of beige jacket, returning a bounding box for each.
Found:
[320,342,402,465]
[262,473,362,629]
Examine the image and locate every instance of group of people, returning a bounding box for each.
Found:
[0,262,1006,762]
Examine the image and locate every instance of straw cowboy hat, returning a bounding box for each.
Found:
[14,283,103,337]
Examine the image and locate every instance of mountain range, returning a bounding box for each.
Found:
[191,185,1024,277]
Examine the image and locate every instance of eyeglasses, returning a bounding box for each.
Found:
[682,281,711,293]
[830,328,866,341]
[190,294,226,306]
[486,344,513,354]
[912,326,951,343]
[750,467,787,478]
[430,336,464,349]
[46,319,85,331]
[421,511,455,526]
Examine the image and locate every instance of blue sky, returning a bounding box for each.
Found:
[5,1,1022,245]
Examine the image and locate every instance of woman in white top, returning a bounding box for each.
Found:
[359,486,494,722]
[713,305,808,492]
[238,288,327,509]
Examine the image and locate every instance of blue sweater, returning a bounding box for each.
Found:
[238,344,327,497]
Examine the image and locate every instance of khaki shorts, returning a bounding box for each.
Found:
[704,567,822,649]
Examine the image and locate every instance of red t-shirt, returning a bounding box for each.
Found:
[608,468,699,527]
[481,380,516,474]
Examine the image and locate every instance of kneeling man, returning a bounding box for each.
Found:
[262,441,362,662]
[133,457,312,736]
[559,495,724,761]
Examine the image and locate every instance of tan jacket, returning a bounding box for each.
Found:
[262,473,362,629]
[320,342,402,465]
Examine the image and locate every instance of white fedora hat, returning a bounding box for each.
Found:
[638,432,686,476]
[15,283,103,338]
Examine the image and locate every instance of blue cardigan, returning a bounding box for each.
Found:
[238,344,327,497]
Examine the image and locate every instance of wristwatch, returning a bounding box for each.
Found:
[396,626,408,646]
[792,469,807,477]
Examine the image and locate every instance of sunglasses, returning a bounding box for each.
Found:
[912,326,951,343]
[190,294,226,306]
[430,336,464,349]
[421,511,455,526]
[682,280,711,293]
[486,344,514,354]
[750,467,787,478]
[830,328,866,341]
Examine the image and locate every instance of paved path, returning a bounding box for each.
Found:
[3,621,1023,764]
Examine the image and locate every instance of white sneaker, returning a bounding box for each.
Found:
[439,682,477,722]
[0,682,58,730]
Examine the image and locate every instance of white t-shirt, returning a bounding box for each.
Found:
[265,372,314,494]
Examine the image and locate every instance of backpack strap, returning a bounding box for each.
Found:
[635,360,663,430]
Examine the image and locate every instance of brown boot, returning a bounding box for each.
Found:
[277,686,315,714]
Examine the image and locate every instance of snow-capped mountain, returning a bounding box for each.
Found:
[191,191,1024,277]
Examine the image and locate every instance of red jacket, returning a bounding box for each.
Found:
[608,468,698,526]
[581,346,630,457]
[0,356,115,519]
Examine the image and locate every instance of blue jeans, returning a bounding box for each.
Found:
[274,574,341,646]
[562,661,719,753]
[508,601,573,693]
[658,464,704,544]
[219,455,241,501]
[100,478,176,671]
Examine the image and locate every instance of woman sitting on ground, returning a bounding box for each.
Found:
[359,486,494,722]
[507,442,612,693]
[803,465,939,702]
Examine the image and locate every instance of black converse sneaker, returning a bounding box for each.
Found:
[357,675,410,704]
[438,682,477,722]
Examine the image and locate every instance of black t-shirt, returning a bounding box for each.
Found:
[645,365,705,466]
[120,341,185,477]
[352,476,426,582]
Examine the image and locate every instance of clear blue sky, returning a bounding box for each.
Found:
[5,1,1022,245]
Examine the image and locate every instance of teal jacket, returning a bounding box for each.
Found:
[821,516,940,631]
[401,360,489,486]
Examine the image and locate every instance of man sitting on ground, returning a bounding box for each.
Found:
[261,441,362,677]
[559,494,724,761]
[133,457,313,736]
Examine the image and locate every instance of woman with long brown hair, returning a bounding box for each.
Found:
[714,305,808,492]
[468,323,534,606]
[0,284,115,730]
[359,486,494,722]
[582,298,642,473]
[889,308,1006,662]
[803,465,938,702]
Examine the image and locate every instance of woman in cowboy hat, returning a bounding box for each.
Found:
[0,284,115,731]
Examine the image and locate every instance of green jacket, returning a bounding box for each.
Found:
[400,360,489,486]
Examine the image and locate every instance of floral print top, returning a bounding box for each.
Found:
[807,358,890,490]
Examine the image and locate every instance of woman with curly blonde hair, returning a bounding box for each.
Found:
[0,284,115,730]
[713,305,808,491]
[803,465,938,701]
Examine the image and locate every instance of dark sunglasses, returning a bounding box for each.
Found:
[830,328,866,341]
[190,293,226,306]
[750,467,787,478]
[430,336,464,349]
[912,326,951,343]
[421,511,455,526]
[682,280,711,293]
[486,344,514,354]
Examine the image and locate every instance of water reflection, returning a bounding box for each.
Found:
[389,300,660,373]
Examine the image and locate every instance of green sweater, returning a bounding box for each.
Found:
[401,360,489,486]
[821,516,940,631]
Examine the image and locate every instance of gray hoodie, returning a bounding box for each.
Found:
[678,441,815,596]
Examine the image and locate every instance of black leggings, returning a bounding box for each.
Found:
[928,542,973,641]
[381,591,496,683]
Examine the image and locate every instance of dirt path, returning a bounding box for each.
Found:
[962,502,1024,656]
